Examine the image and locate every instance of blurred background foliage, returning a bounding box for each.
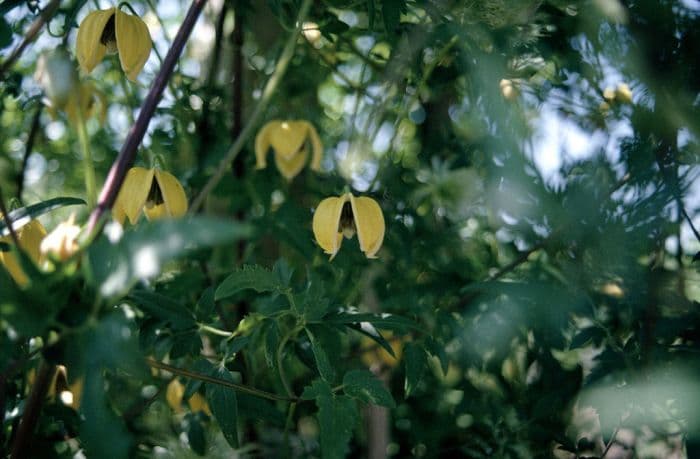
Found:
[2,0,700,457]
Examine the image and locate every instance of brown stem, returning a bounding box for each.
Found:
[86,0,209,234]
[145,357,297,402]
[10,361,56,459]
[17,107,42,204]
[0,186,20,246]
[0,0,61,79]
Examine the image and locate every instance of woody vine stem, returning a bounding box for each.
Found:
[86,0,208,233]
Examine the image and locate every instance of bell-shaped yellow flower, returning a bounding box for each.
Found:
[76,7,152,81]
[112,167,188,225]
[40,213,81,261]
[166,379,212,416]
[0,219,47,286]
[312,193,385,260]
[255,120,323,180]
[64,81,108,125]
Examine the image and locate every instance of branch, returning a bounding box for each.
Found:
[0,0,61,79]
[145,358,298,402]
[17,107,42,204]
[86,0,209,234]
[0,186,20,246]
[189,0,313,212]
[10,361,56,459]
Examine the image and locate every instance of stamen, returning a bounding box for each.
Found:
[339,201,355,238]
[100,15,118,53]
[145,179,164,209]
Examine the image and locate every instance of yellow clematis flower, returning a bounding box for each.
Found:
[0,219,47,286]
[615,83,633,104]
[166,379,212,416]
[255,120,323,180]
[76,7,152,81]
[40,213,81,261]
[64,81,108,125]
[112,167,188,225]
[312,193,385,260]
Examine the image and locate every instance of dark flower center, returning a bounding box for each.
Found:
[339,201,355,238]
[100,14,118,52]
[146,179,164,209]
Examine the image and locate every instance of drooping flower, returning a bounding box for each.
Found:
[63,81,108,125]
[112,167,188,225]
[40,213,81,261]
[0,219,47,286]
[312,193,385,260]
[76,7,152,81]
[615,83,633,104]
[166,379,212,416]
[255,120,323,180]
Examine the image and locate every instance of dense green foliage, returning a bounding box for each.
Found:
[2,0,700,457]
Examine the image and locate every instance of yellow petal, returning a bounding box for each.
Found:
[166,379,185,413]
[254,121,277,169]
[312,195,348,260]
[187,392,212,416]
[154,169,188,218]
[305,122,324,171]
[274,147,309,180]
[113,167,153,225]
[114,8,152,81]
[76,8,114,75]
[268,120,309,159]
[350,195,385,258]
[0,220,47,286]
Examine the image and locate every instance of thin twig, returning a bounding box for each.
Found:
[17,107,42,204]
[600,425,620,458]
[0,186,20,246]
[86,0,209,234]
[486,241,545,282]
[0,0,61,78]
[189,0,313,212]
[145,358,297,402]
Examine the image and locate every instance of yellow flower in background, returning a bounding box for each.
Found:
[76,7,152,81]
[0,219,47,286]
[166,379,212,416]
[255,120,323,180]
[312,193,385,260]
[112,167,188,225]
[63,81,108,125]
[40,213,81,261]
[615,83,633,104]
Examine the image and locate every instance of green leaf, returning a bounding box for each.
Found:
[343,369,395,408]
[185,413,207,456]
[0,197,85,237]
[237,393,285,426]
[425,337,449,376]
[0,17,13,49]
[215,264,284,300]
[86,217,251,299]
[0,240,10,251]
[304,379,358,459]
[263,320,280,368]
[323,311,421,332]
[306,327,336,382]
[184,359,215,399]
[348,324,396,359]
[126,289,196,328]
[80,368,132,459]
[205,367,239,449]
[403,342,427,397]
